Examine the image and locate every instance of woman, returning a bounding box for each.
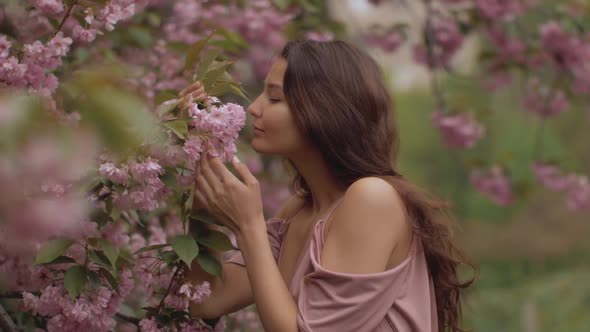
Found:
[185,40,475,332]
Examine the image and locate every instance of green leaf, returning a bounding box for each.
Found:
[208,39,241,53]
[99,267,120,294]
[109,207,121,221]
[89,250,112,268]
[206,82,232,97]
[299,0,319,13]
[196,252,222,276]
[145,12,161,27]
[185,35,212,71]
[87,270,101,289]
[195,49,221,81]
[34,239,75,265]
[128,26,153,48]
[190,212,218,225]
[197,230,237,251]
[154,91,178,106]
[160,167,177,187]
[229,84,250,102]
[133,244,170,255]
[99,240,119,266]
[215,28,249,48]
[163,120,188,140]
[126,210,140,224]
[160,250,179,264]
[170,235,199,268]
[156,98,182,118]
[42,255,76,265]
[64,266,87,299]
[272,0,291,10]
[168,41,189,54]
[117,249,133,265]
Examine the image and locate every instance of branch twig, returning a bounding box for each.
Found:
[115,313,141,325]
[157,264,183,314]
[54,0,79,37]
[0,302,17,332]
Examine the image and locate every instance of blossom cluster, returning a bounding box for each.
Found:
[21,273,133,332]
[99,157,169,212]
[432,110,486,149]
[532,162,590,211]
[204,0,295,78]
[185,98,246,163]
[470,166,514,206]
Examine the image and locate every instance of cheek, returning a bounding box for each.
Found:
[252,108,305,153]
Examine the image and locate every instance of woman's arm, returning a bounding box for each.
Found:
[186,194,303,319]
[237,219,300,332]
[186,256,253,319]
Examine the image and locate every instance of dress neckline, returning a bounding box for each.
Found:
[276,197,346,288]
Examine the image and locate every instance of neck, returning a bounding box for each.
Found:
[287,148,346,215]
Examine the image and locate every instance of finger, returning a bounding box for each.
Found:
[231,155,258,186]
[194,93,207,102]
[195,169,214,203]
[193,189,209,209]
[208,156,234,184]
[190,89,207,102]
[188,86,204,97]
[201,155,223,192]
[179,81,202,97]
[180,81,201,97]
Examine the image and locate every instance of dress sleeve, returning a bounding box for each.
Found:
[224,219,285,267]
[295,229,413,332]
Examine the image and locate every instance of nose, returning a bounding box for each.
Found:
[247,95,262,118]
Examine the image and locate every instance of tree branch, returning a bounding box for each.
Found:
[54,0,79,37]
[115,313,141,325]
[0,302,17,332]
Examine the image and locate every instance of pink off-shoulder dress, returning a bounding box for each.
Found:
[226,198,438,332]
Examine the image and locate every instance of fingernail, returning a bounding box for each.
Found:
[233,156,240,164]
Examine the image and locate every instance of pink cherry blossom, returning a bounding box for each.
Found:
[0,35,12,58]
[30,0,65,17]
[523,81,569,117]
[566,176,590,211]
[139,317,163,332]
[540,21,590,70]
[470,166,514,206]
[130,158,164,182]
[475,0,525,21]
[484,24,526,63]
[364,31,403,53]
[72,26,101,43]
[414,15,463,68]
[305,31,335,42]
[432,110,485,149]
[531,162,575,191]
[99,162,130,185]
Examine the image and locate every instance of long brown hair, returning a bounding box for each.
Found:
[280,39,476,332]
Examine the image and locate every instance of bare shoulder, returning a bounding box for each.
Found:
[273,194,305,220]
[322,177,411,274]
[334,177,407,226]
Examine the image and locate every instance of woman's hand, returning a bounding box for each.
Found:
[179,81,207,108]
[193,153,265,236]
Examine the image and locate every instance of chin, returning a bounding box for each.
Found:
[250,138,283,156]
[250,138,268,154]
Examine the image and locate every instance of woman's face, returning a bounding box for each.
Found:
[247,57,308,156]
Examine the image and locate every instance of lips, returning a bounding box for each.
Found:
[253,125,264,132]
